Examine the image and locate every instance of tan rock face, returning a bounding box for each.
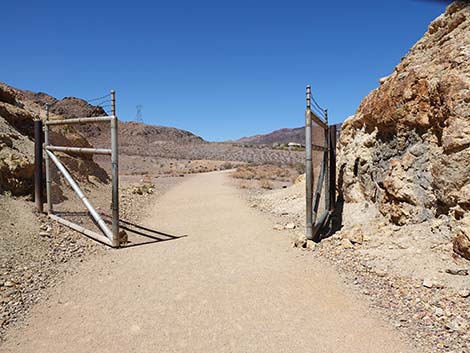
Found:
[338,2,470,233]
[0,104,35,196]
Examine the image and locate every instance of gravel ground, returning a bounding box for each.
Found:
[238,181,470,353]
[0,175,182,344]
[313,238,470,353]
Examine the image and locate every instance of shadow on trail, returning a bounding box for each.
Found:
[100,213,187,248]
[119,219,187,248]
[53,211,89,217]
[53,211,187,248]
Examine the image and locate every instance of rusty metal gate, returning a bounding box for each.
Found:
[305,85,337,242]
[38,90,121,248]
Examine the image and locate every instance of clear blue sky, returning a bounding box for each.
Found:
[2,0,448,141]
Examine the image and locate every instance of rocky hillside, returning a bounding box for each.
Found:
[338,2,469,258]
[21,90,107,119]
[97,122,302,165]
[0,82,108,197]
[21,90,109,140]
[23,91,304,173]
[236,124,342,145]
[237,127,305,145]
[84,121,204,152]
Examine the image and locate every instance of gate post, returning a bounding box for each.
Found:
[34,118,44,213]
[44,104,53,213]
[305,85,313,240]
[324,109,330,212]
[329,124,337,210]
[110,90,120,247]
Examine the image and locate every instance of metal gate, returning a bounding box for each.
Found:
[38,90,121,248]
[304,85,337,242]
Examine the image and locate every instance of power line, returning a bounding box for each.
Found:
[86,94,111,103]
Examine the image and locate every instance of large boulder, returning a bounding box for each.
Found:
[338,2,469,229]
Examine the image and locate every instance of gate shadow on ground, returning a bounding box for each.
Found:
[118,218,187,248]
[99,213,187,248]
[55,211,187,248]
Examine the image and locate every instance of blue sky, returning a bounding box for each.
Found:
[2,0,448,141]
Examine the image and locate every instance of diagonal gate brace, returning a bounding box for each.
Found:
[46,150,114,246]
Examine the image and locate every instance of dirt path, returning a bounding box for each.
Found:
[3,172,415,353]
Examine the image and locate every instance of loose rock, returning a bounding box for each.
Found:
[453,232,470,260]
[458,288,470,298]
[305,240,316,251]
[434,307,444,317]
[422,278,433,288]
[340,238,354,249]
[39,231,50,238]
[445,268,468,276]
[285,223,296,230]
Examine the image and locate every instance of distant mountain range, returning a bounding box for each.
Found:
[236,127,304,145]
[234,125,342,145]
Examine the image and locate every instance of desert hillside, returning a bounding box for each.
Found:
[235,124,342,145]
[236,127,305,144]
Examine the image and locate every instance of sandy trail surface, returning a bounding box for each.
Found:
[3,172,414,353]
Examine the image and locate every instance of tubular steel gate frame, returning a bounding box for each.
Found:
[41,90,121,248]
[305,85,337,242]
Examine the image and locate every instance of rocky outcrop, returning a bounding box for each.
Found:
[21,90,108,142]
[21,90,106,119]
[0,82,109,196]
[0,116,34,195]
[337,2,469,257]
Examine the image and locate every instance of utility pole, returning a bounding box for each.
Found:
[135,105,143,123]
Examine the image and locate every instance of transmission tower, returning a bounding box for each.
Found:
[135,105,143,123]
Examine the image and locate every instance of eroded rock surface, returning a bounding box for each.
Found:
[0,82,108,196]
[338,2,470,257]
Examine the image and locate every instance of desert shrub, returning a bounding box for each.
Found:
[220,162,233,170]
[231,164,299,183]
[239,181,249,189]
[259,179,273,189]
[231,166,256,180]
[292,162,305,174]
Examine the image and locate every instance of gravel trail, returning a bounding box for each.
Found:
[3,172,415,353]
